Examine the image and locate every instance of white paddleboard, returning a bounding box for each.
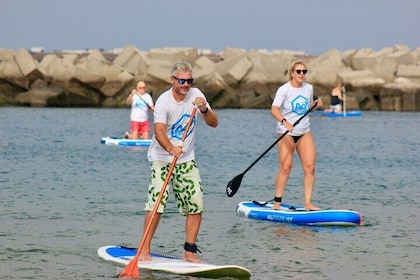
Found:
[98,245,251,279]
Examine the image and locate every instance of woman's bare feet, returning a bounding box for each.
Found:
[305,203,320,211]
[271,202,281,210]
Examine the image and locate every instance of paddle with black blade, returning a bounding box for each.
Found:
[226,101,318,197]
[119,107,197,279]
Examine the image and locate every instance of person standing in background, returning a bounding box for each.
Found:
[271,60,323,211]
[125,81,155,139]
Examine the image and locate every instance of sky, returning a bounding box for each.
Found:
[1,0,419,56]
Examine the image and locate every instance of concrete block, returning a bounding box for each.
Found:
[307,48,348,86]
[215,53,247,75]
[113,45,138,67]
[397,64,420,78]
[351,48,376,70]
[221,47,247,60]
[223,57,252,85]
[193,56,216,82]
[341,49,357,67]
[148,48,199,65]
[0,48,15,61]
[73,65,105,88]
[14,48,46,79]
[0,59,29,88]
[51,63,76,82]
[62,54,78,65]
[337,70,375,84]
[101,71,134,97]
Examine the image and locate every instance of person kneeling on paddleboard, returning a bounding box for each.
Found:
[140,62,218,263]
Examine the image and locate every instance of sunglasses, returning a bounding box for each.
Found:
[172,76,194,85]
[295,69,308,74]
[137,86,146,89]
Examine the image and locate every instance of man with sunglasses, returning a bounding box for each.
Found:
[140,62,218,263]
[271,60,323,211]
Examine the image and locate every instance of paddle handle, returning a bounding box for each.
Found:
[242,102,318,175]
[119,107,197,278]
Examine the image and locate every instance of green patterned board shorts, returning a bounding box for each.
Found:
[144,160,204,215]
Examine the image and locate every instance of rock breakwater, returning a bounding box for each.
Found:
[0,45,419,111]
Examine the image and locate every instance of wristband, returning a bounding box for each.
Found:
[200,107,209,114]
[281,118,286,124]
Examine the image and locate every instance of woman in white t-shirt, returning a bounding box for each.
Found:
[124,81,155,139]
[271,60,323,211]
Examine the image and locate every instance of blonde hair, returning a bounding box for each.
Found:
[171,61,193,76]
[289,60,306,80]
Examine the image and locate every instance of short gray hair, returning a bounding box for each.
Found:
[171,61,193,76]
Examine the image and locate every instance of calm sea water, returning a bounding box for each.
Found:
[0,107,419,280]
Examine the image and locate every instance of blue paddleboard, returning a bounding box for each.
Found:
[237,201,362,226]
[311,110,362,117]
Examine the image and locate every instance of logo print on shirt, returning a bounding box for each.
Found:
[171,114,196,140]
[291,95,310,115]
[135,99,147,109]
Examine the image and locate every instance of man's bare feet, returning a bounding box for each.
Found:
[183,251,202,263]
[139,252,152,261]
[139,255,152,262]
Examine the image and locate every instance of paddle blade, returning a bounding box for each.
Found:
[118,256,139,279]
[226,173,244,197]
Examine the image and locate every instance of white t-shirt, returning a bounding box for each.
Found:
[130,93,153,122]
[272,81,313,136]
[147,87,208,164]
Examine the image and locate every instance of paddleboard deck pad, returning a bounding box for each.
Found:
[98,245,251,279]
[100,136,151,146]
[237,201,361,226]
[311,110,362,117]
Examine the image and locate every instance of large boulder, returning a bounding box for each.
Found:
[351,46,415,82]
[0,59,29,88]
[380,78,420,111]
[396,64,420,83]
[14,80,64,107]
[306,48,351,87]
[148,48,199,65]
[112,45,149,76]
[83,50,133,97]
[192,55,216,92]
[14,48,46,80]
[40,54,76,83]
[204,73,238,108]
[0,48,15,61]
